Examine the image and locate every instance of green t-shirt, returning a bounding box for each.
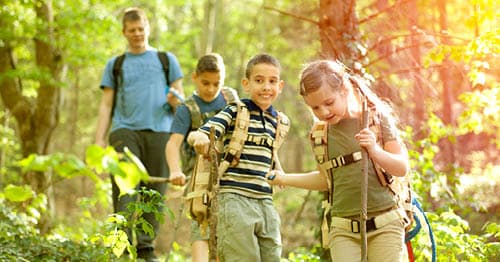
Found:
[328,117,397,217]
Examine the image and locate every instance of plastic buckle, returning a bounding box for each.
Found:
[351,220,360,233]
[352,151,362,161]
[224,153,235,163]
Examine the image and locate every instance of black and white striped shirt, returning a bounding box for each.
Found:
[199,99,286,199]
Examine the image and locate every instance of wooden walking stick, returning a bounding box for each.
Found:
[207,126,220,262]
[360,96,369,262]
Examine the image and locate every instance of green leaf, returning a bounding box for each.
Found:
[123,147,149,180]
[4,184,34,202]
[114,162,142,196]
[18,154,51,172]
[85,144,106,172]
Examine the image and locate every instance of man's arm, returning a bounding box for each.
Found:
[165,133,187,186]
[167,78,184,108]
[94,87,114,147]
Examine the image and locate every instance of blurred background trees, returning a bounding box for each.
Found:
[0,0,498,260]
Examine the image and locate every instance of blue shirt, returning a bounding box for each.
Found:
[100,49,183,132]
[171,92,228,136]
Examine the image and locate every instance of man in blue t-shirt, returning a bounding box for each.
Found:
[94,7,183,261]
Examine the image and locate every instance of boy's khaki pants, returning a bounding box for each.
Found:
[216,193,282,262]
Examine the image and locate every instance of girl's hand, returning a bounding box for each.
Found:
[355,128,378,153]
[266,170,285,186]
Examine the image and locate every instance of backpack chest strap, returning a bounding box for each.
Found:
[320,151,363,170]
[247,134,274,148]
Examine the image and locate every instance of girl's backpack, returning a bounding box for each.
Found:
[309,110,435,261]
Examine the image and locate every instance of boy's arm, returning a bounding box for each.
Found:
[94,87,114,147]
[165,133,187,186]
[187,130,210,155]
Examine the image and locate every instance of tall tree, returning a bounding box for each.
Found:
[318,0,364,66]
[437,0,457,167]
[0,0,61,190]
[0,0,62,232]
[406,0,426,132]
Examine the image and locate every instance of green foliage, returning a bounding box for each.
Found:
[458,86,500,147]
[0,196,116,261]
[3,184,33,202]
[0,112,22,186]
[5,145,174,261]
[410,210,500,261]
[284,245,323,262]
[166,241,190,262]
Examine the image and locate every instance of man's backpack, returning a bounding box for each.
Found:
[110,51,170,117]
[185,102,290,231]
[180,87,239,175]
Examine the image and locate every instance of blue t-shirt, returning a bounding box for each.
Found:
[170,92,228,136]
[100,49,183,132]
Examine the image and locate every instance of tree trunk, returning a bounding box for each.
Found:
[201,0,218,54]
[318,0,363,67]
[0,0,62,233]
[406,0,426,135]
[437,1,457,170]
[67,68,80,150]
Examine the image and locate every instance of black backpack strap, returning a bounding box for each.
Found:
[157,51,170,85]
[111,53,126,118]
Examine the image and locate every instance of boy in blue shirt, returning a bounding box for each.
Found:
[166,53,237,261]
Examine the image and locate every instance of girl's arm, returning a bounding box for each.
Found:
[268,168,329,191]
[356,128,409,177]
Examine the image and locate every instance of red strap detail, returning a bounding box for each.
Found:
[406,241,415,262]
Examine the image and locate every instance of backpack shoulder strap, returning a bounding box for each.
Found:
[309,121,334,248]
[111,53,126,118]
[218,102,249,176]
[184,96,204,131]
[157,51,170,85]
[273,111,290,151]
[309,121,333,198]
[220,87,240,104]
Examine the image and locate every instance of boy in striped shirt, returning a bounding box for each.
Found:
[187,53,288,261]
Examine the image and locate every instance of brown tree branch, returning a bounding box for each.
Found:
[0,45,33,133]
[358,0,413,24]
[367,31,470,54]
[263,5,318,25]
[365,43,425,67]
[374,64,443,80]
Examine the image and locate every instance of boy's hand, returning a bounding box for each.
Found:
[169,171,186,186]
[355,128,378,153]
[187,131,210,155]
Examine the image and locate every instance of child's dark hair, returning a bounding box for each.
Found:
[195,53,225,77]
[122,7,149,29]
[245,53,281,79]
